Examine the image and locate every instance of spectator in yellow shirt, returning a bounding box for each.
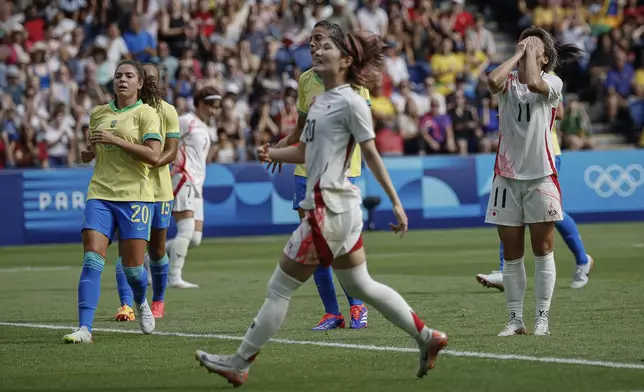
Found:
[430,38,465,96]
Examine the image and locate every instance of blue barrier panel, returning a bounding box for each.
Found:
[1,150,643,246]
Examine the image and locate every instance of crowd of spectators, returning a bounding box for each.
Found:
[0,0,642,170]
[509,0,644,147]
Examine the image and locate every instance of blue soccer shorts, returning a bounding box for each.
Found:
[292,176,357,210]
[151,200,174,230]
[83,199,153,241]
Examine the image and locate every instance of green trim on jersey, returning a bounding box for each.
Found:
[166,132,180,139]
[143,133,162,142]
[109,99,143,113]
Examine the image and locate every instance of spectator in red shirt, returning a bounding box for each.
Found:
[450,0,474,37]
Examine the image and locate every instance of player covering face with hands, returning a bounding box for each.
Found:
[194,30,448,387]
[485,27,582,337]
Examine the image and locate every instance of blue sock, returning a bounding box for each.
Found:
[78,251,105,332]
[122,264,148,305]
[150,254,169,302]
[313,265,341,315]
[556,212,589,265]
[339,281,363,307]
[499,242,504,271]
[115,258,134,307]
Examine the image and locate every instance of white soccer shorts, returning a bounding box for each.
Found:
[284,206,363,266]
[485,175,563,227]
[172,175,204,221]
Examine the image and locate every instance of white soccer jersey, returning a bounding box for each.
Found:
[495,71,562,180]
[172,112,212,196]
[298,84,375,213]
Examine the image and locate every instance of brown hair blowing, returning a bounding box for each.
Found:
[519,26,584,73]
[330,30,385,92]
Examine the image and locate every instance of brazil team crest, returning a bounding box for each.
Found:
[110,120,117,128]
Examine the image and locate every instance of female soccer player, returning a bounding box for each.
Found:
[114,63,180,321]
[476,99,594,292]
[195,30,448,386]
[165,86,221,288]
[64,60,164,343]
[484,27,582,336]
[270,20,369,331]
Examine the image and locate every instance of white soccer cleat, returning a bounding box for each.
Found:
[476,270,504,292]
[136,300,155,334]
[533,318,550,336]
[195,350,249,387]
[571,255,594,289]
[416,330,449,378]
[498,320,527,336]
[168,276,199,288]
[63,326,93,344]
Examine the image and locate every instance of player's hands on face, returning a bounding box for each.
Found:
[257,143,272,163]
[89,129,121,146]
[515,38,529,57]
[389,203,408,238]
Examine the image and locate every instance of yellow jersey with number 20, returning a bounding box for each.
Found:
[295,69,371,178]
[87,100,162,202]
[150,100,180,202]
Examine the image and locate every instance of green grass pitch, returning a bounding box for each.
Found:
[0,223,643,392]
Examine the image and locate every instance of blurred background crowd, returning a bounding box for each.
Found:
[0,0,643,169]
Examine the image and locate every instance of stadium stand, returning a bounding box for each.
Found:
[0,0,642,169]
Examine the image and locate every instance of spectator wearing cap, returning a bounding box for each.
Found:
[357,0,388,36]
[28,42,53,91]
[123,14,156,63]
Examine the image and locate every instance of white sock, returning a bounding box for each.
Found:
[503,257,526,324]
[534,252,556,320]
[169,218,194,279]
[190,231,202,248]
[334,261,431,342]
[236,265,303,363]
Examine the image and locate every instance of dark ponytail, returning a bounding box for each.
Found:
[519,26,584,72]
[329,30,385,91]
[116,60,163,109]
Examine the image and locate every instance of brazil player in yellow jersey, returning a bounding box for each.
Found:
[270,21,369,330]
[63,61,164,343]
[113,63,180,321]
[477,99,594,292]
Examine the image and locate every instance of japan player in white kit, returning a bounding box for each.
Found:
[166,87,220,288]
[485,27,582,337]
[193,29,448,387]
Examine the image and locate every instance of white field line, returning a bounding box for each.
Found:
[0,266,71,273]
[1,321,643,370]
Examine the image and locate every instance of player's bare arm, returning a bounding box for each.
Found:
[258,142,305,164]
[524,38,550,96]
[266,114,306,173]
[488,38,529,94]
[153,137,179,168]
[360,139,408,237]
[90,129,162,165]
[80,144,96,163]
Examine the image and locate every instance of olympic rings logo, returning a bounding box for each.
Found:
[584,164,644,198]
